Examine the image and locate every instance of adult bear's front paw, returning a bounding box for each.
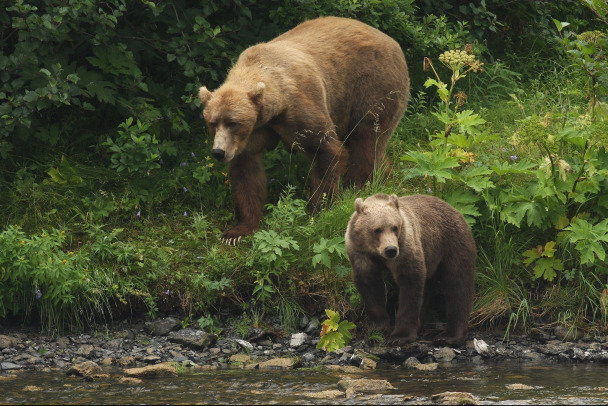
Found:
[385,332,417,347]
[221,225,255,245]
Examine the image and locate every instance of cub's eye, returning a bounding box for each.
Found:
[391,226,398,233]
[374,228,382,235]
[224,121,239,129]
[208,122,217,129]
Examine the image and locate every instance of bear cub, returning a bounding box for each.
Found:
[345,193,476,346]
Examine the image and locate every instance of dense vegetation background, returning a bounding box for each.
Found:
[2,0,608,340]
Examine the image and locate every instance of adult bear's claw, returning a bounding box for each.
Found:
[222,236,243,246]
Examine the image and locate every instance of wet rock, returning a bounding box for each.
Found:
[1,362,23,370]
[257,357,301,370]
[434,347,456,362]
[144,317,181,336]
[413,362,438,371]
[360,357,376,370]
[124,362,178,379]
[520,350,543,361]
[66,361,102,377]
[325,365,365,373]
[507,383,535,390]
[337,377,396,398]
[119,377,143,385]
[431,391,477,404]
[403,356,421,368]
[168,329,217,350]
[117,356,136,367]
[303,389,344,399]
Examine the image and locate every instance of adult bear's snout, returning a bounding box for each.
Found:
[212,148,226,162]
[384,246,398,258]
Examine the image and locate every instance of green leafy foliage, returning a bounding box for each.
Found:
[316,309,356,353]
[0,226,106,333]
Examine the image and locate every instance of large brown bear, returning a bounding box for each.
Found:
[199,16,410,244]
[345,193,476,346]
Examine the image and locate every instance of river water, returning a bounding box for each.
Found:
[1,361,607,404]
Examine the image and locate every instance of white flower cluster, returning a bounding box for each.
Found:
[439,49,476,70]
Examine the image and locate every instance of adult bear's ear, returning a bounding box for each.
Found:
[355,198,366,214]
[389,194,399,209]
[248,82,266,104]
[198,86,212,106]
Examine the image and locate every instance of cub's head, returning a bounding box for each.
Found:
[198,82,265,162]
[347,194,403,260]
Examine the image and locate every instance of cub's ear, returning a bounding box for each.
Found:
[198,86,212,106]
[248,82,266,103]
[355,198,366,214]
[389,194,400,209]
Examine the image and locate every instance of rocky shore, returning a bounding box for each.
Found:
[2,314,608,373]
[1,315,608,403]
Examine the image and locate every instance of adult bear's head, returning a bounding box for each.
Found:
[198,82,265,162]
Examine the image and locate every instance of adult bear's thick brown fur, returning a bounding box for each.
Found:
[345,194,476,346]
[199,17,410,244]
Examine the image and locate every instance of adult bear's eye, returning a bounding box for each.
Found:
[374,228,382,235]
[392,226,398,233]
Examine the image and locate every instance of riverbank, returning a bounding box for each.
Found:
[2,315,608,375]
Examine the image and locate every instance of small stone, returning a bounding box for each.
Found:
[76,344,94,357]
[234,339,254,352]
[403,356,421,368]
[230,354,251,364]
[168,329,217,350]
[143,355,161,363]
[289,333,308,347]
[434,347,456,362]
[144,317,182,336]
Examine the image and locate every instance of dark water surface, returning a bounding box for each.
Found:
[1,361,607,404]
